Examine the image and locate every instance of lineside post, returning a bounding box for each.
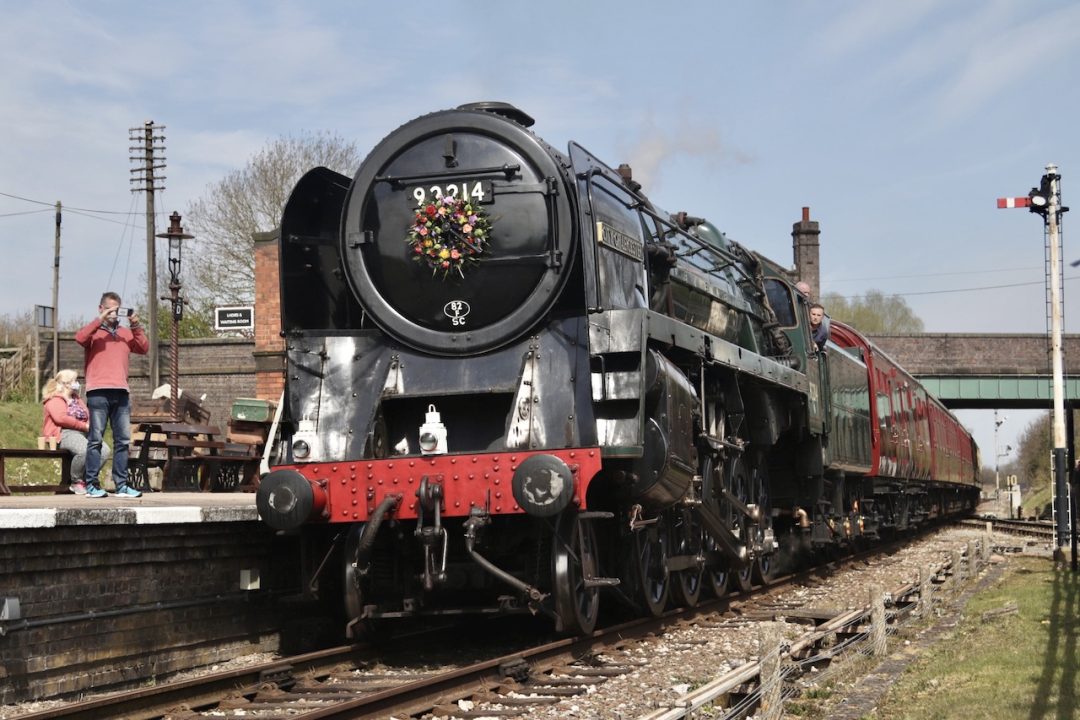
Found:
[921,564,934,616]
[913,568,923,618]
[758,622,783,720]
[870,585,887,656]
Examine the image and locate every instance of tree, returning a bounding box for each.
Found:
[1010,414,1051,503]
[152,298,215,340]
[184,131,364,307]
[821,290,925,333]
[0,310,34,348]
[1004,412,1080,512]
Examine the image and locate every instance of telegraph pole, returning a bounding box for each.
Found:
[52,201,60,375]
[129,121,166,389]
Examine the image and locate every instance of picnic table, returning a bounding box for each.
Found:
[129,421,260,492]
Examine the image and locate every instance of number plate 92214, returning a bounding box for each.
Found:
[408,180,493,206]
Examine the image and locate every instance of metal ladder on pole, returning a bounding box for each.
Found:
[1045,208,1072,540]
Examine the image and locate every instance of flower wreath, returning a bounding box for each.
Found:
[406,195,492,279]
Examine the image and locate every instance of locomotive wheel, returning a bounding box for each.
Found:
[343,523,371,622]
[727,456,754,593]
[703,535,730,598]
[552,511,600,635]
[669,510,703,608]
[751,555,776,586]
[731,560,754,593]
[634,520,670,616]
[750,461,775,587]
[343,525,396,643]
[699,452,730,598]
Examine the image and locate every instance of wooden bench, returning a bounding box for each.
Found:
[130,422,259,492]
[0,448,73,496]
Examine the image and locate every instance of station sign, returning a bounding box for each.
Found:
[34,304,55,329]
[214,305,255,331]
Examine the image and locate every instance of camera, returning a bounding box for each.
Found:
[116,307,133,318]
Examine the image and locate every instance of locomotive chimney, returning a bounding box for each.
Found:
[792,206,821,301]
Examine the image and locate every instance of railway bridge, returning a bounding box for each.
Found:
[866,333,1080,410]
[868,333,1079,528]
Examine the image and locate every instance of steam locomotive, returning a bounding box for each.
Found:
[257,102,979,636]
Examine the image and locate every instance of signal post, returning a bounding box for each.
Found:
[999,165,1073,564]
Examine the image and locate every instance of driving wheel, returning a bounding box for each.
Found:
[552,511,600,635]
[669,509,703,608]
[634,518,670,616]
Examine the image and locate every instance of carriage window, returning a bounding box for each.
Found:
[764,279,796,327]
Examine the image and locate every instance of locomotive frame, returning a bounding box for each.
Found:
[256,102,979,637]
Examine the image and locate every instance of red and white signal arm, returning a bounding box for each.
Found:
[214,305,255,331]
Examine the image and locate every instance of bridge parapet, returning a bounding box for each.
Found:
[866,334,1080,376]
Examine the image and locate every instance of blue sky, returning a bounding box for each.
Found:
[2,0,1078,459]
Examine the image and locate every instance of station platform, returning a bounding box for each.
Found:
[0,490,297,705]
[0,491,259,529]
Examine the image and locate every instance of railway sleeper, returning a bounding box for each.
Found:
[534,674,610,687]
[551,665,636,677]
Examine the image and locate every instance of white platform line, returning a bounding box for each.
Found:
[0,510,57,528]
[134,507,205,524]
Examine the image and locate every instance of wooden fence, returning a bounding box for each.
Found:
[0,336,34,400]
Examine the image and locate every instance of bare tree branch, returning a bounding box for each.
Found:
[184,131,363,306]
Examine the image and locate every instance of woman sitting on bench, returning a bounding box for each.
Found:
[42,369,110,495]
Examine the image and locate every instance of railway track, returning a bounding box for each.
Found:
[957,516,1055,542]
[14,530,986,720]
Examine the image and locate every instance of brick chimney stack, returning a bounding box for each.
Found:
[792,206,821,300]
[252,229,284,401]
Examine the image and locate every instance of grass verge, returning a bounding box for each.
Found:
[874,555,1079,720]
[0,400,113,491]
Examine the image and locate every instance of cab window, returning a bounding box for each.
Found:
[764,279,796,327]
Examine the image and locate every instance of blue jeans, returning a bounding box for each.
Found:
[85,389,132,491]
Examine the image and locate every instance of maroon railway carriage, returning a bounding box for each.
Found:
[828,320,978,528]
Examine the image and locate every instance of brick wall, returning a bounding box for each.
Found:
[54,335,256,425]
[0,522,300,702]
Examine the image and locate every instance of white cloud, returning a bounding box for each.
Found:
[814,0,948,59]
[932,4,1080,123]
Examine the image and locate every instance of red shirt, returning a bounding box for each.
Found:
[74,319,149,392]
[41,395,90,439]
